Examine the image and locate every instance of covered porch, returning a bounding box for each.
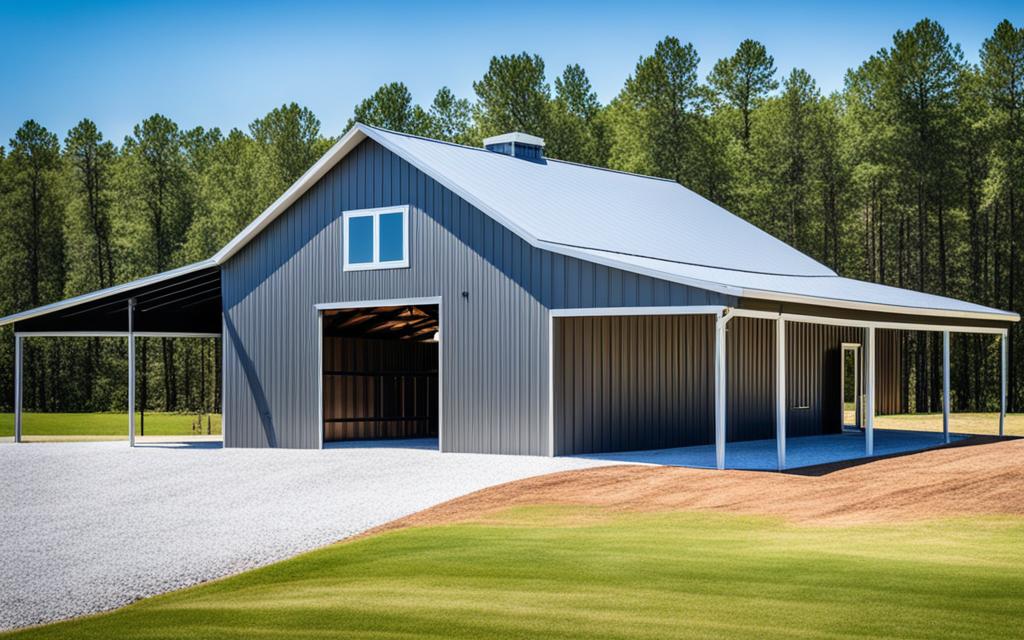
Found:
[2,260,222,446]
[717,306,1010,471]
[551,303,1011,470]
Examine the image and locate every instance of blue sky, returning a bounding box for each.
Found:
[1,0,1021,144]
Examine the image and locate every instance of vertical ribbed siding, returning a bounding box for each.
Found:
[876,329,904,415]
[726,317,776,442]
[784,322,865,437]
[222,139,733,452]
[553,315,714,455]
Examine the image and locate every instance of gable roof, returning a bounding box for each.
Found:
[211,124,1016,323]
[2,123,1011,329]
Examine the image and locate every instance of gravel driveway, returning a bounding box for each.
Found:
[0,440,614,630]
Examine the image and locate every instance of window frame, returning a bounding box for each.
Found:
[342,205,410,272]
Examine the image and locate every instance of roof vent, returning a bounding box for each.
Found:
[483,132,545,161]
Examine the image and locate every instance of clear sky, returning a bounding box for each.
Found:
[1,0,1021,144]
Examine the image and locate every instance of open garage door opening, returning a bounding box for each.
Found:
[321,303,440,445]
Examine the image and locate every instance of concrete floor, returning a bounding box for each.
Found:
[576,428,964,470]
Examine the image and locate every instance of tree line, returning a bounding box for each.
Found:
[0,17,1020,416]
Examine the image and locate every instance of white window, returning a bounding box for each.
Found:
[342,205,410,271]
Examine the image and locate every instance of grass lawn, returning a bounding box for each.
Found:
[0,412,221,438]
[6,507,1023,639]
[875,412,1023,437]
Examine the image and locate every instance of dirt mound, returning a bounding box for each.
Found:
[373,437,1024,530]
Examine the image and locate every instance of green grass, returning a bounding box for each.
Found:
[0,412,221,438]
[6,508,1023,639]
[876,412,1023,437]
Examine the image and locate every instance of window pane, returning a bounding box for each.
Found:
[378,212,405,262]
[347,215,374,264]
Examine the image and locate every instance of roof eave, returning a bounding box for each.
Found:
[0,259,218,327]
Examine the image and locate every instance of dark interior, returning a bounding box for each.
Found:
[321,304,439,441]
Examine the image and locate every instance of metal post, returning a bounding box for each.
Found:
[128,298,136,447]
[1000,331,1008,437]
[14,335,23,443]
[942,330,950,444]
[776,318,786,470]
[865,326,875,457]
[714,312,728,470]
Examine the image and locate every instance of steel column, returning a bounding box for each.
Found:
[128,298,136,447]
[1000,331,1008,437]
[776,318,786,470]
[714,313,728,470]
[14,335,23,443]
[865,326,875,456]
[942,331,950,443]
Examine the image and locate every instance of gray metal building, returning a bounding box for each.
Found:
[2,126,1018,468]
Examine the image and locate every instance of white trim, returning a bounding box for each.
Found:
[342,205,410,272]
[547,311,555,457]
[778,313,1009,335]
[14,331,221,338]
[317,312,324,450]
[839,343,861,430]
[315,296,442,312]
[550,305,726,318]
[221,314,228,448]
[723,308,779,320]
[742,287,1018,323]
[315,296,442,451]
[0,260,216,327]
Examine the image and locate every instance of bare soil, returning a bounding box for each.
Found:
[369,437,1024,531]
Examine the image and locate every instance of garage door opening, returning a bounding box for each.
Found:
[321,303,439,444]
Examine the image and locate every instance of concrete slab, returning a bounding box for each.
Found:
[575,429,964,470]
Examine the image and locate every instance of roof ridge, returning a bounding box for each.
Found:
[358,123,678,184]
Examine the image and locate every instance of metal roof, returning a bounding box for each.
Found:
[2,124,1017,326]
[0,260,218,328]
[572,248,1018,321]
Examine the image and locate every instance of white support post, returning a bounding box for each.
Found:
[14,335,23,443]
[865,326,875,457]
[942,330,950,444]
[776,318,786,470]
[128,298,136,448]
[714,312,728,470]
[1000,331,1008,437]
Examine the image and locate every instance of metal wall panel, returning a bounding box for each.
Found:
[221,139,733,451]
[553,315,714,454]
[726,317,776,442]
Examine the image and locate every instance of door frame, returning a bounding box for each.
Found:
[314,296,443,450]
[840,342,862,431]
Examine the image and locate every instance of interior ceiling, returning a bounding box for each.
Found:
[323,305,439,342]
